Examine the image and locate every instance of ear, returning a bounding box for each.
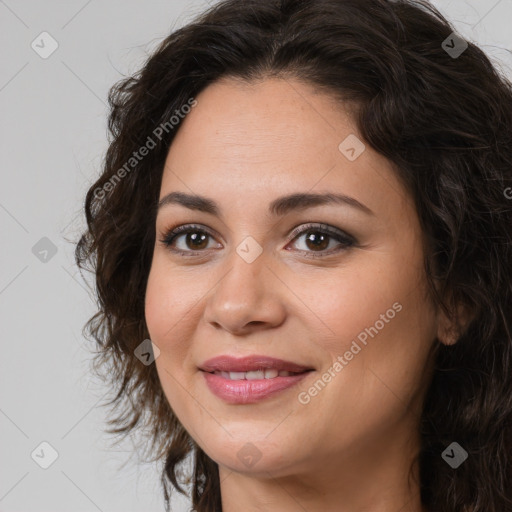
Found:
[436,296,474,346]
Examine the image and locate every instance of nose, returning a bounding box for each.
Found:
[202,246,287,336]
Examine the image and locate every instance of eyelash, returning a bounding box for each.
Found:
[159,222,356,259]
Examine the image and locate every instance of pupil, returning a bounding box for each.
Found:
[188,232,207,249]
[183,230,330,252]
[306,231,328,251]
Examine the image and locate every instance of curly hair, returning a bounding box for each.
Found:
[75,0,512,510]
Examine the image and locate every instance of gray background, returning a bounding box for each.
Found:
[1,1,511,511]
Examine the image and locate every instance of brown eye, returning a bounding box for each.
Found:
[160,222,356,259]
[181,231,209,250]
[161,225,219,255]
[303,231,331,251]
[286,223,355,259]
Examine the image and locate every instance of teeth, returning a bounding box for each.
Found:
[213,369,299,380]
[245,370,265,380]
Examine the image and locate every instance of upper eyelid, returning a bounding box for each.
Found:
[161,222,354,246]
[289,222,351,238]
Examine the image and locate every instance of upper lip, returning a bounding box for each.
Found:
[199,355,314,373]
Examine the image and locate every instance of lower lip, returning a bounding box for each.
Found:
[201,371,312,404]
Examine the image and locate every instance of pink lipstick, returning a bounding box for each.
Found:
[199,355,314,404]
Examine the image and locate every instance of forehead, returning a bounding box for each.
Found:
[168,77,354,161]
[160,77,412,227]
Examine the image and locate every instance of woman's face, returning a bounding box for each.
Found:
[145,76,443,480]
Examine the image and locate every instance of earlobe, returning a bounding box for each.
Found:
[436,314,459,346]
[436,299,474,346]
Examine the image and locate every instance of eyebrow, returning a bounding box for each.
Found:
[157,191,374,217]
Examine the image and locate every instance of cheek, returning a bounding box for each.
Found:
[145,255,197,337]
[294,262,406,350]
[145,269,173,340]
[144,261,201,428]
[302,254,436,388]
[316,267,435,421]
[144,260,198,370]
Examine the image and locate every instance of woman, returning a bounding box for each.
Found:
[75,0,512,510]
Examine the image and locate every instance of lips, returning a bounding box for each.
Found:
[198,355,314,374]
[199,355,315,404]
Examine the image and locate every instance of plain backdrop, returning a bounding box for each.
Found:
[1,1,511,511]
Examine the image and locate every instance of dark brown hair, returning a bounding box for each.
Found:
[75,0,512,510]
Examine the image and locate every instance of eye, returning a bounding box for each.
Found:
[159,222,356,258]
[159,224,219,256]
[286,223,355,259]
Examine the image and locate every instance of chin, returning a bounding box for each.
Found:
[204,434,303,476]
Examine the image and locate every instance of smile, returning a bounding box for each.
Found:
[201,369,313,404]
[211,369,304,379]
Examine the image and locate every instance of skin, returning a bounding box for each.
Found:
[145,76,452,512]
